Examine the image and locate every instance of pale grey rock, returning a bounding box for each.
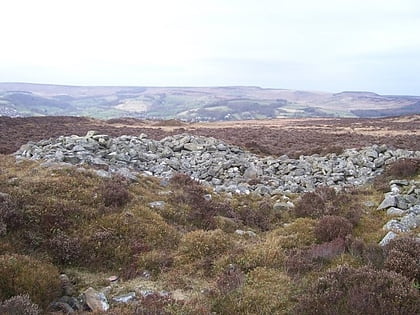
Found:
[216,143,227,151]
[363,200,376,208]
[409,205,420,215]
[390,185,401,194]
[390,179,409,186]
[95,170,111,178]
[383,220,410,233]
[386,207,406,216]
[243,164,258,180]
[254,185,271,195]
[149,201,166,209]
[115,167,137,181]
[183,143,204,151]
[235,230,257,237]
[85,130,98,138]
[377,196,398,210]
[112,292,136,303]
[379,231,398,246]
[55,150,65,161]
[400,213,420,229]
[395,195,410,210]
[83,287,109,312]
[273,201,294,212]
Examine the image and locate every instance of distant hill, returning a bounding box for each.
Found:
[0,83,419,120]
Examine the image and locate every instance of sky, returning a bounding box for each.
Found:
[1,0,420,95]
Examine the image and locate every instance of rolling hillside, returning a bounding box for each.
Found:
[0,83,419,120]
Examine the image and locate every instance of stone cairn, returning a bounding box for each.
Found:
[14,131,420,196]
[377,179,420,246]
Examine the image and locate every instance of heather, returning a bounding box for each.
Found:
[0,116,419,314]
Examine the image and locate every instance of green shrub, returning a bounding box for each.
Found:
[0,254,61,309]
[295,265,420,314]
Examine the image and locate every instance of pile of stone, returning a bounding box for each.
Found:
[14,131,420,195]
[48,274,172,313]
[378,179,420,246]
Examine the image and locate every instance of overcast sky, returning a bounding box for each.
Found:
[1,0,420,95]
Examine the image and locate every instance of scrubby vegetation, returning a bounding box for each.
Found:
[295,265,420,314]
[1,115,420,157]
[0,115,419,313]
[0,254,61,309]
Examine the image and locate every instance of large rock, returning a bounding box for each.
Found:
[386,207,406,216]
[379,231,398,246]
[83,287,109,312]
[112,292,136,303]
[383,220,410,233]
[377,196,397,210]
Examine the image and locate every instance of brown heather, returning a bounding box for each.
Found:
[314,215,353,242]
[384,237,420,282]
[0,115,419,313]
[1,115,420,156]
[295,265,420,315]
[0,254,61,309]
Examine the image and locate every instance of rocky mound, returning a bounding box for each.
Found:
[14,131,420,195]
[378,179,420,246]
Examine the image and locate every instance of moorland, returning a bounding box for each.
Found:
[0,114,419,314]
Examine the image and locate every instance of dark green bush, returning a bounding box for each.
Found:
[0,254,61,309]
[295,265,420,315]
